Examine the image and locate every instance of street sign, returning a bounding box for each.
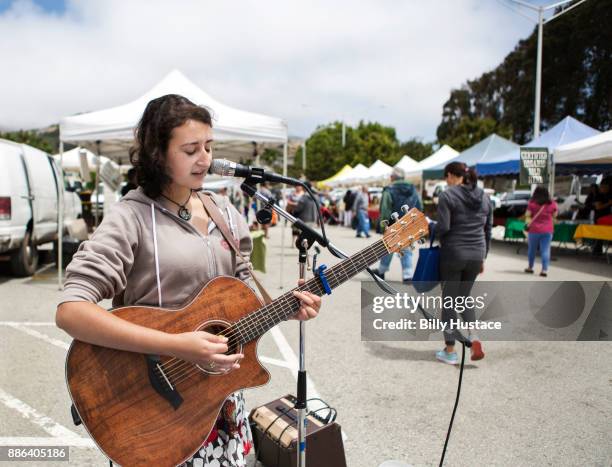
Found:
[520,147,550,185]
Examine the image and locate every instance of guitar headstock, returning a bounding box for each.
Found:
[381,207,429,254]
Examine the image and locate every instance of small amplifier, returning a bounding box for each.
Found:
[249,394,347,467]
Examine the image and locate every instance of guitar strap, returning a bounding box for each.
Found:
[199,192,273,305]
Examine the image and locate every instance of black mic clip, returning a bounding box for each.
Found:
[255,201,274,225]
[244,167,266,185]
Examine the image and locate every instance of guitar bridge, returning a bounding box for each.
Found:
[146,355,184,410]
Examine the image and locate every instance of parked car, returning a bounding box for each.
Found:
[496,189,531,217]
[0,139,82,276]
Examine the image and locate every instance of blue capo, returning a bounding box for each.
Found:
[315,264,332,295]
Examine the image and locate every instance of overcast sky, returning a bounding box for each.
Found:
[0,0,557,142]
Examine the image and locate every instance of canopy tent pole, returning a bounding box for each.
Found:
[58,141,64,290]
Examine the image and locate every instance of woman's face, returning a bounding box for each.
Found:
[165,119,213,190]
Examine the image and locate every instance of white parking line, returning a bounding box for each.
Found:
[259,355,293,369]
[4,323,69,350]
[269,327,321,401]
[0,387,91,446]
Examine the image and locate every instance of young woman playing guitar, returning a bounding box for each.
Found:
[56,94,321,466]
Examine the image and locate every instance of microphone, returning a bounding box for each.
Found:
[209,159,301,185]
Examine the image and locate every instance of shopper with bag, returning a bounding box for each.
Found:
[524,186,557,277]
[374,167,422,282]
[435,162,492,364]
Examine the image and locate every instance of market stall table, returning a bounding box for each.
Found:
[504,218,579,252]
[574,225,612,263]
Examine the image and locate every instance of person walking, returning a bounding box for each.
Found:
[353,185,371,238]
[342,189,355,227]
[524,186,558,276]
[436,162,492,364]
[374,167,422,282]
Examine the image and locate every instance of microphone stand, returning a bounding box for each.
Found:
[296,237,309,467]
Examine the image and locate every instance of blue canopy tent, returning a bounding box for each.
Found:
[476,116,600,176]
[423,134,518,180]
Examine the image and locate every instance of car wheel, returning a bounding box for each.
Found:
[10,230,39,277]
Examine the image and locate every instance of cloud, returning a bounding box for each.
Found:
[0,0,537,141]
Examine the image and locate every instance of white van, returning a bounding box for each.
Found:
[0,139,81,276]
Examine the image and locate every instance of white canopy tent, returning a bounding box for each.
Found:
[365,160,393,183]
[57,70,289,288]
[60,69,288,164]
[394,155,420,173]
[329,163,370,186]
[554,130,612,164]
[52,147,104,173]
[404,144,459,180]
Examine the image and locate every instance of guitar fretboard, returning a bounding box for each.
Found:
[233,239,389,344]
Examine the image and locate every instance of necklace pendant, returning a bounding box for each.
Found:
[178,206,192,221]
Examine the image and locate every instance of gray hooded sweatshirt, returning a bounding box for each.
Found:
[436,184,493,262]
[59,187,254,309]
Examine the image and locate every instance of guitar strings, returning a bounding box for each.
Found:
[156,222,425,383]
[156,219,426,382]
[158,237,388,378]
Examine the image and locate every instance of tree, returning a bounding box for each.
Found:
[0,129,54,153]
[437,0,612,144]
[291,121,403,181]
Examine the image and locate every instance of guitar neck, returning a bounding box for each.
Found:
[234,239,389,343]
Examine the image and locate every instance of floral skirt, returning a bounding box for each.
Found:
[181,392,253,467]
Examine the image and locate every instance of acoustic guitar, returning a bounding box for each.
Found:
[65,208,428,466]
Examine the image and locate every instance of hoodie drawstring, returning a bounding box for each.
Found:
[151,203,163,307]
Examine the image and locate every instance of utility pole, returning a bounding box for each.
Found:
[507,0,588,138]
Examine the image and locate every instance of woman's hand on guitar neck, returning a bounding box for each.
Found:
[290,279,322,321]
[167,331,243,372]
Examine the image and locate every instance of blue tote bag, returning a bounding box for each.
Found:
[412,222,440,292]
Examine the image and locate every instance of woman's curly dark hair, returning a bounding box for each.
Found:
[129,94,213,198]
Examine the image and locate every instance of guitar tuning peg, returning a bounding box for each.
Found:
[380,219,389,230]
[401,204,409,213]
[390,212,399,221]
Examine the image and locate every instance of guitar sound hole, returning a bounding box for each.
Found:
[197,320,243,375]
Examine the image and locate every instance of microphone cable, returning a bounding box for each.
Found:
[439,341,466,467]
